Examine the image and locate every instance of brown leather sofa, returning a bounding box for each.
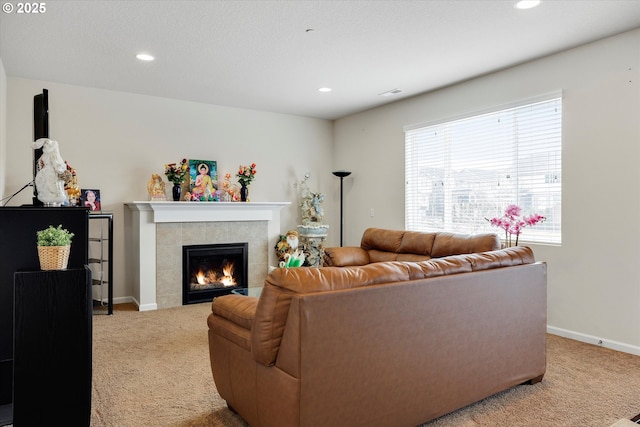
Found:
[323,227,501,266]
[207,230,546,427]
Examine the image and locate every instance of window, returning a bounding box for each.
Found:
[405,93,562,244]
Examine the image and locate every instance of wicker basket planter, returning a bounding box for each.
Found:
[37,245,71,270]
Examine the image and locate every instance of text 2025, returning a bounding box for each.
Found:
[17,3,46,13]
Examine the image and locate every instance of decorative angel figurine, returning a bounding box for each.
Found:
[32,138,71,206]
[296,173,325,225]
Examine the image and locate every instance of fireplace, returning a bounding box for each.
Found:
[182,243,248,305]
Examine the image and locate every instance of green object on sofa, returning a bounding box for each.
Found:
[207,229,546,427]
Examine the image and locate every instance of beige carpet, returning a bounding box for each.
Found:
[92,302,640,426]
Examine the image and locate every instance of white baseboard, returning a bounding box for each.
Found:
[130,296,157,311]
[112,296,134,305]
[95,296,134,305]
[548,325,640,357]
[96,296,156,311]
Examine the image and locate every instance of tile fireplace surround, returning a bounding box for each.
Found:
[125,201,289,311]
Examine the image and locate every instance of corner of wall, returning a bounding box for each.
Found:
[0,57,6,202]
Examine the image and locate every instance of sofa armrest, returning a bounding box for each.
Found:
[323,246,370,266]
[211,294,257,329]
[208,295,258,351]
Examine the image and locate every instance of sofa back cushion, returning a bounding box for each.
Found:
[431,231,501,258]
[360,228,500,261]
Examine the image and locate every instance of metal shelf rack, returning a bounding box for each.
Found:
[88,212,113,315]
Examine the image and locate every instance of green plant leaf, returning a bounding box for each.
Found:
[36,224,74,246]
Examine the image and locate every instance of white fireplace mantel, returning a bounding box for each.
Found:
[126,201,290,223]
[125,201,290,311]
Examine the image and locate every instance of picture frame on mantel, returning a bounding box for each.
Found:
[189,160,217,200]
[80,189,101,212]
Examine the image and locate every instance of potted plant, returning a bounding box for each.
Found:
[36,224,74,270]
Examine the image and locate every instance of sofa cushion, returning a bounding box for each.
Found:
[397,230,437,256]
[360,228,406,253]
[368,249,404,263]
[431,231,500,258]
[361,228,437,262]
[396,253,434,262]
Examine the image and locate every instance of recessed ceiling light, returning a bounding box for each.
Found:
[515,0,541,9]
[318,87,332,93]
[136,53,155,61]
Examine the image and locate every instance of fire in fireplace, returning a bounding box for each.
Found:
[182,243,248,304]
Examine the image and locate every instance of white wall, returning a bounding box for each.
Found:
[0,58,6,202]
[334,29,640,353]
[5,79,336,303]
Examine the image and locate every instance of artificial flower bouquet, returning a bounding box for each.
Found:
[486,204,545,247]
[237,163,257,186]
[164,159,189,184]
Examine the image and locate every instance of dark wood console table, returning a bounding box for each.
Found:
[13,267,92,426]
[0,206,89,425]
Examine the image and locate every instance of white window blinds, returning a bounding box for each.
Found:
[405,94,562,245]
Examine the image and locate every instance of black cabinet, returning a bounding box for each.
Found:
[0,206,88,423]
[13,267,92,426]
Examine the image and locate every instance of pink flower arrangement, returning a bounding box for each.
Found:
[486,204,545,247]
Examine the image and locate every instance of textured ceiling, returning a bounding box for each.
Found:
[1,0,639,120]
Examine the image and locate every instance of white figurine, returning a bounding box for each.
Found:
[32,138,69,206]
[285,230,299,252]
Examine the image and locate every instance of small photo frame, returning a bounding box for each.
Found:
[81,189,101,212]
[189,160,217,199]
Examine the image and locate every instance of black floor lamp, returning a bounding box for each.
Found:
[332,170,351,246]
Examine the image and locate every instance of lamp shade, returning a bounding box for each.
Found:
[332,171,351,246]
[332,170,352,178]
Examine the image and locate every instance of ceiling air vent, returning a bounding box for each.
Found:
[378,88,403,97]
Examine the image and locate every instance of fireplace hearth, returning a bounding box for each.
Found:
[182,243,248,304]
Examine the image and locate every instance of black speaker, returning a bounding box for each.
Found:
[33,89,49,205]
